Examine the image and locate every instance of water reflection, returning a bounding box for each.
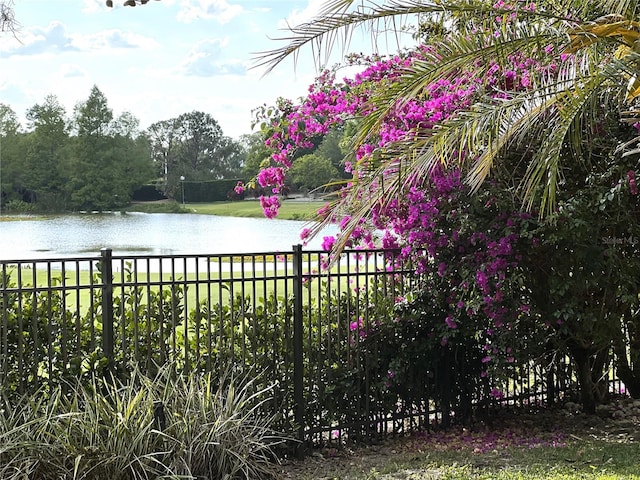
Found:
[0,212,338,260]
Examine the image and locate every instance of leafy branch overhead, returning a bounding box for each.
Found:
[105,0,159,7]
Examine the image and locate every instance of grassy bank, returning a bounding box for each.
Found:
[127,199,326,221]
[283,416,640,480]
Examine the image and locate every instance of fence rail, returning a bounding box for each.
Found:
[0,246,591,450]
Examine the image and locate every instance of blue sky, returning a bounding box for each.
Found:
[0,0,411,139]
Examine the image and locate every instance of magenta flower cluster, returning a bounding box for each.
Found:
[252,5,634,386]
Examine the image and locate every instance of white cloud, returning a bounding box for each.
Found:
[0,22,79,57]
[81,0,106,14]
[279,0,324,28]
[0,0,389,139]
[58,64,89,79]
[76,29,159,50]
[0,21,157,58]
[179,38,246,77]
[177,0,243,24]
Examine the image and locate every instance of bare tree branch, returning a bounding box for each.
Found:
[0,0,18,36]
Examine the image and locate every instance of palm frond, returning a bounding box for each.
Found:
[252,0,569,75]
[519,73,609,214]
[349,25,568,151]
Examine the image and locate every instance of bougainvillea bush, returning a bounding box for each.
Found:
[250,7,640,415]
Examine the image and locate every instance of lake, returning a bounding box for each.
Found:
[0,212,338,260]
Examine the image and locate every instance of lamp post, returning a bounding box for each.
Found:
[180,176,185,205]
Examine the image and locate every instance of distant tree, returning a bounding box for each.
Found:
[147,118,180,198]
[0,102,24,207]
[175,111,224,180]
[215,136,244,179]
[110,111,141,138]
[239,131,271,180]
[68,85,151,210]
[289,153,340,191]
[316,127,349,177]
[146,112,242,198]
[111,113,154,205]
[24,95,70,209]
[0,103,19,136]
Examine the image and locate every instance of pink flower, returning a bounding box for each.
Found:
[257,167,286,188]
[445,316,458,329]
[259,196,280,219]
[321,235,336,251]
[349,317,363,331]
[234,181,244,195]
[628,170,637,195]
[300,227,312,244]
[437,262,447,277]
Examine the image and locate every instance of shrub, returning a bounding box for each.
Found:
[0,364,286,480]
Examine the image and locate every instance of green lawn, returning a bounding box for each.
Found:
[188,199,326,220]
[5,256,364,315]
[284,427,640,480]
[127,199,326,220]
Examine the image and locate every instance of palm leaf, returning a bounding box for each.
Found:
[253,0,569,75]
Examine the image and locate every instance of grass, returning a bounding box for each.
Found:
[188,198,326,220]
[0,215,46,221]
[2,198,325,221]
[126,199,326,220]
[4,256,363,316]
[283,428,640,480]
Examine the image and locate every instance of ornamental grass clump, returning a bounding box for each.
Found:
[0,364,286,480]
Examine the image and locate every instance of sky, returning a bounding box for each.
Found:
[0,0,413,140]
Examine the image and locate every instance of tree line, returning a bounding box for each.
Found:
[0,84,354,212]
[0,85,251,212]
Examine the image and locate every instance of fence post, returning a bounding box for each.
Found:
[292,244,305,458]
[100,248,114,369]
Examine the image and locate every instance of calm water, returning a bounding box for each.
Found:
[0,212,338,260]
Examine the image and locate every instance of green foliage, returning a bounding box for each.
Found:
[0,264,410,439]
[289,153,340,190]
[0,270,94,395]
[3,199,35,212]
[147,112,245,200]
[67,86,154,211]
[183,178,243,202]
[372,290,487,425]
[240,131,272,180]
[525,153,640,409]
[0,364,284,480]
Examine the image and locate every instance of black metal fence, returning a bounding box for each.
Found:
[0,246,589,448]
